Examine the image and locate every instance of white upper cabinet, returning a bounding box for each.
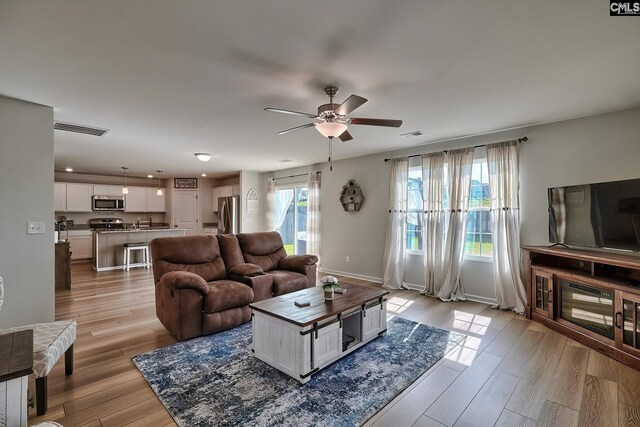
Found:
[65,183,93,212]
[93,184,123,196]
[124,186,147,212]
[212,185,236,211]
[54,183,67,212]
[146,187,166,212]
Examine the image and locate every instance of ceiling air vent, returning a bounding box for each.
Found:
[400,131,423,137]
[54,121,109,137]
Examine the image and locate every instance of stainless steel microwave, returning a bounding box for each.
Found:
[92,195,126,211]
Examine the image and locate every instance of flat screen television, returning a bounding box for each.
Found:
[548,178,640,252]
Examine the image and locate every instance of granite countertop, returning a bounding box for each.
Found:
[93,228,186,234]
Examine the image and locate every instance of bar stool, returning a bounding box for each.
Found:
[123,242,150,271]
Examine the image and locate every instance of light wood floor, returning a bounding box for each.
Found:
[29,262,640,426]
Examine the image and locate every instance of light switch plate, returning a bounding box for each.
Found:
[27,221,45,234]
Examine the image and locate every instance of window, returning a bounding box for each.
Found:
[405,157,493,258]
[406,164,423,251]
[465,159,492,258]
[275,186,308,255]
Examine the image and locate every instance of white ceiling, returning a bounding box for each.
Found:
[1,0,638,178]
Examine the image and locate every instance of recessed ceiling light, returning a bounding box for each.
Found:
[195,153,212,162]
[277,159,293,163]
[201,173,207,177]
[147,174,154,178]
[65,167,74,172]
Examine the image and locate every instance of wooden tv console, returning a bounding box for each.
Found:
[522,245,640,370]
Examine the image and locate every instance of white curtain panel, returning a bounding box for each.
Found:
[266,178,277,230]
[382,158,409,290]
[438,147,474,301]
[421,152,446,296]
[274,189,294,230]
[487,140,528,314]
[307,171,321,262]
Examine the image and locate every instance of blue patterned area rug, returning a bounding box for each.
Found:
[132,316,464,427]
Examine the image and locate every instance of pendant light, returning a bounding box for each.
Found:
[121,166,129,194]
[156,170,163,196]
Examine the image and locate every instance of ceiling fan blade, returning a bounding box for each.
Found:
[335,95,368,116]
[350,118,403,128]
[277,123,316,135]
[264,108,318,119]
[338,130,353,142]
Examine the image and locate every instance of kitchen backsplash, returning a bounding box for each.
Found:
[55,212,166,226]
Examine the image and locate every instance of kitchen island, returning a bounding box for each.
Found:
[93,228,186,271]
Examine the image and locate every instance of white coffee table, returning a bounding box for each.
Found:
[249,283,388,383]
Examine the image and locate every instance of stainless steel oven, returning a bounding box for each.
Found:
[560,279,615,339]
[92,195,125,211]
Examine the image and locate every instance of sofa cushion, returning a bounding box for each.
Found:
[267,270,308,296]
[150,235,227,283]
[204,280,254,313]
[237,232,287,272]
[217,234,245,269]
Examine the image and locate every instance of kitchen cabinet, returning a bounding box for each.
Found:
[54,183,67,212]
[212,185,236,212]
[67,230,93,260]
[65,183,93,212]
[124,187,147,212]
[93,184,123,196]
[145,188,166,212]
[203,226,218,235]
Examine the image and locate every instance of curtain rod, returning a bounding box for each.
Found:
[383,137,528,162]
[271,171,321,181]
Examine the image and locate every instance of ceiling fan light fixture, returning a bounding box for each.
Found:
[315,121,348,139]
[195,153,212,162]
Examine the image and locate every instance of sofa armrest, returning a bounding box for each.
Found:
[228,273,273,302]
[278,255,319,275]
[159,271,210,295]
[228,263,263,277]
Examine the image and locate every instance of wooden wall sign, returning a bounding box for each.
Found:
[340,179,365,212]
[174,178,198,189]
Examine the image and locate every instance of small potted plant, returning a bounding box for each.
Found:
[320,275,340,302]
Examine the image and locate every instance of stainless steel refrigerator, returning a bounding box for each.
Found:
[218,195,240,234]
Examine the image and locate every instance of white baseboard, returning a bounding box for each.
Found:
[465,293,497,306]
[318,267,383,284]
[318,267,496,305]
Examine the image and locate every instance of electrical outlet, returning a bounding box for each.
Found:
[27,221,45,234]
[346,255,351,263]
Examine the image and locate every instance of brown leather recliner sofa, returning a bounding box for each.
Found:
[150,231,318,341]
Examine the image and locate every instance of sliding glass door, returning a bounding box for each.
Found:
[275,186,308,255]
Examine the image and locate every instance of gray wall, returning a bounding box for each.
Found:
[520,107,640,246]
[240,170,266,233]
[262,107,640,303]
[0,95,55,327]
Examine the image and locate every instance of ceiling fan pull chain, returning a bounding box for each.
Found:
[329,137,333,171]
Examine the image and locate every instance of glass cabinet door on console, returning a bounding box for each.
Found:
[532,269,554,318]
[616,292,640,358]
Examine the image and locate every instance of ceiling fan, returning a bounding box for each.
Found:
[264,85,402,142]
